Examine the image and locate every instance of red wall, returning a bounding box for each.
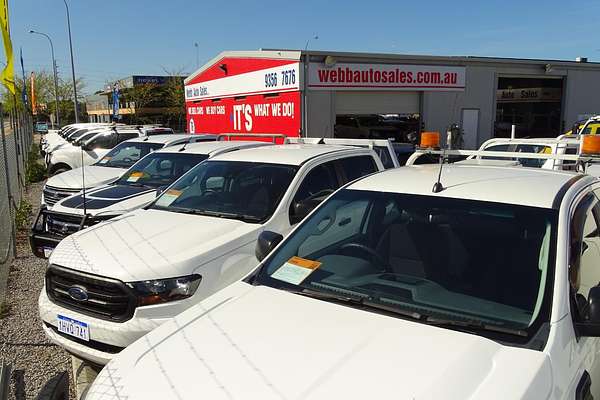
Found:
[186,91,301,137]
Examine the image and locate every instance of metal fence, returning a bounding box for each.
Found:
[0,104,35,270]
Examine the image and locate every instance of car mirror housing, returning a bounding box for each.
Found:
[290,198,321,225]
[255,230,283,262]
[576,286,600,336]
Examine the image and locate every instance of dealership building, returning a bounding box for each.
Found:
[184,50,600,148]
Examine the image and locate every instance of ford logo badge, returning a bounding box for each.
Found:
[67,286,89,302]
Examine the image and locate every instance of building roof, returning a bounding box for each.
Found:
[210,143,367,165]
[347,164,591,209]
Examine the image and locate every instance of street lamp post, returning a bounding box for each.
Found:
[29,30,60,127]
[63,0,79,123]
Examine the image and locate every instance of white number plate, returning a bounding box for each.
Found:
[43,247,53,258]
[57,315,89,341]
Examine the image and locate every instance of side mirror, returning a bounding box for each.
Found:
[255,230,283,262]
[575,286,600,336]
[290,198,320,225]
[156,186,167,197]
[588,286,600,322]
[81,143,92,151]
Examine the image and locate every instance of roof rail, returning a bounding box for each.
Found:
[406,146,600,172]
[217,133,287,143]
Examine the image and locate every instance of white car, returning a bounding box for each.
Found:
[39,143,385,365]
[41,123,112,156]
[85,159,600,400]
[30,140,267,259]
[46,126,173,175]
[41,134,217,209]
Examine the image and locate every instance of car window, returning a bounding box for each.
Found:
[117,153,208,188]
[570,194,600,320]
[97,142,163,168]
[258,190,557,334]
[116,132,139,144]
[152,161,298,223]
[338,155,378,181]
[88,133,117,150]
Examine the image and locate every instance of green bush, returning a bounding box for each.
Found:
[15,199,32,230]
[26,146,47,183]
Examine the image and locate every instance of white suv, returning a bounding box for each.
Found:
[85,160,600,400]
[39,143,384,365]
[46,126,173,175]
[30,140,266,259]
[41,134,217,209]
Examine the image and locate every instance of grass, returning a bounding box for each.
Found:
[15,200,32,230]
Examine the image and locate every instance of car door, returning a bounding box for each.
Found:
[568,191,600,399]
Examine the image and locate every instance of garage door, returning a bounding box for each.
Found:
[335,91,419,114]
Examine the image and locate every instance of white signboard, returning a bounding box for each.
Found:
[185,62,300,101]
[308,62,465,91]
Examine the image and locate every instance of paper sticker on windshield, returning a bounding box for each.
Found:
[271,256,321,285]
[155,189,182,207]
[127,171,143,182]
[99,156,111,164]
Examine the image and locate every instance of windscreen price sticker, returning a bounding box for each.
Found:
[155,189,182,207]
[127,171,143,182]
[271,256,321,285]
[99,156,111,164]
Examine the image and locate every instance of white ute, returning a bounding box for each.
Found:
[39,142,386,365]
[41,134,216,209]
[30,140,265,258]
[85,150,600,400]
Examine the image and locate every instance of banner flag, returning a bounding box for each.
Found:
[19,47,27,105]
[0,0,15,94]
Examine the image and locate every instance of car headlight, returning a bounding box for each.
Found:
[127,274,202,306]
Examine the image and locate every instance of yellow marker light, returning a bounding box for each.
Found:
[581,135,600,155]
[420,131,441,149]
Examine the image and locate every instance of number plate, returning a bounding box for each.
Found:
[57,315,89,341]
[43,247,53,258]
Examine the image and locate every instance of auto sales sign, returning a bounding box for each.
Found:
[308,62,465,91]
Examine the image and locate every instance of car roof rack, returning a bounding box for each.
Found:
[217,133,286,143]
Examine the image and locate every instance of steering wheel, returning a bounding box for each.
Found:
[122,157,133,163]
[339,243,389,270]
[306,189,334,201]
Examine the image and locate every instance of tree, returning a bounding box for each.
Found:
[124,82,160,124]
[2,70,86,125]
[162,75,186,132]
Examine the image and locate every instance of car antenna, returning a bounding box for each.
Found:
[80,139,88,216]
[432,149,446,193]
[179,137,194,152]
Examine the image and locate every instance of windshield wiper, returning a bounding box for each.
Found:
[186,209,263,223]
[288,287,423,320]
[424,316,528,337]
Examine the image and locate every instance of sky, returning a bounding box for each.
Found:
[8,0,600,95]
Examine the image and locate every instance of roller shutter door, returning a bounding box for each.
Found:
[335,91,419,114]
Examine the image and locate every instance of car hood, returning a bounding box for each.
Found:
[45,165,125,190]
[51,184,156,216]
[49,209,261,282]
[87,283,553,400]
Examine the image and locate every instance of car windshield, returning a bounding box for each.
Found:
[151,160,298,223]
[95,142,164,168]
[73,131,103,146]
[115,152,208,188]
[67,129,94,142]
[256,190,557,336]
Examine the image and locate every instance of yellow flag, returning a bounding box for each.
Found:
[0,0,15,95]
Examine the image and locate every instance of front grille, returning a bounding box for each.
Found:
[46,265,137,322]
[44,322,124,354]
[46,213,86,237]
[44,185,81,207]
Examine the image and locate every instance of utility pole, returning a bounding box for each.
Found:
[29,30,60,127]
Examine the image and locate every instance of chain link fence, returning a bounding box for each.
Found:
[0,104,35,283]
